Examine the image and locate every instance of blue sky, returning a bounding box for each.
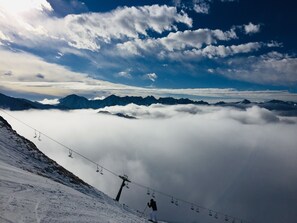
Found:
[0,0,297,101]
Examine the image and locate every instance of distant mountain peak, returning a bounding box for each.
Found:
[59,94,90,109]
[241,99,251,104]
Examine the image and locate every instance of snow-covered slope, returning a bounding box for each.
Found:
[0,116,146,223]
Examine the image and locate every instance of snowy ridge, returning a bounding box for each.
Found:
[0,116,150,222]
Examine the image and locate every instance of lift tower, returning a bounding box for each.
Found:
[115,174,131,202]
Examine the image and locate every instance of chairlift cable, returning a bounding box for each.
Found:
[0,108,251,223]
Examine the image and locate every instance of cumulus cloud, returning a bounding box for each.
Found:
[0,1,192,51]
[244,22,261,34]
[267,41,283,48]
[1,105,297,223]
[143,73,158,82]
[193,0,210,14]
[117,27,237,56]
[182,42,262,59]
[217,52,297,85]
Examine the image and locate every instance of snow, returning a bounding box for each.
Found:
[0,116,157,223]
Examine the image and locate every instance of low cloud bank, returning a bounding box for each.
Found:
[1,105,297,223]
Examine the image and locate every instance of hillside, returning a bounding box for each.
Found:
[0,116,146,223]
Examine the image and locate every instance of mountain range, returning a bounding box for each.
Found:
[0,92,296,116]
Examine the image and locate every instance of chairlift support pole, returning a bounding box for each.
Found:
[115,175,131,202]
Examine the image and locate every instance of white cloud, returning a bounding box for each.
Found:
[0,1,192,51]
[38,98,59,105]
[0,30,11,42]
[0,48,87,83]
[244,22,261,34]
[1,47,297,101]
[217,52,297,85]
[0,47,133,96]
[0,0,52,13]
[143,73,158,82]
[115,71,132,79]
[117,27,237,56]
[183,42,262,59]
[267,41,283,48]
[2,106,297,223]
[193,0,210,14]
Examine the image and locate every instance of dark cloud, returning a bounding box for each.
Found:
[1,105,297,223]
[36,73,45,79]
[3,71,12,76]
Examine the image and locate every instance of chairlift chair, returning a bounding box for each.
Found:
[171,197,174,204]
[175,200,178,206]
[68,149,73,158]
[215,213,218,219]
[209,210,213,216]
[225,215,229,221]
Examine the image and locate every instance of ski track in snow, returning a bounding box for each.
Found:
[0,117,158,223]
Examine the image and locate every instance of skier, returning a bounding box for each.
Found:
[147,198,158,223]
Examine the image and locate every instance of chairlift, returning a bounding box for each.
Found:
[196,207,200,213]
[147,189,150,196]
[215,213,218,219]
[100,167,103,175]
[33,130,37,138]
[38,132,41,141]
[209,210,213,217]
[175,199,178,206]
[152,191,155,198]
[191,204,194,211]
[96,165,99,173]
[225,215,229,221]
[126,182,129,189]
[68,149,73,158]
[171,197,174,204]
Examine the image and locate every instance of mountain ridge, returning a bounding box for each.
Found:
[1,92,297,116]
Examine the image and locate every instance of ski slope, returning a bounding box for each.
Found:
[0,116,152,223]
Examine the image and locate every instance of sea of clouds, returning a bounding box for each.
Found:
[1,104,297,223]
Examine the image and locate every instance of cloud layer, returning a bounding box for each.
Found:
[2,105,297,223]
